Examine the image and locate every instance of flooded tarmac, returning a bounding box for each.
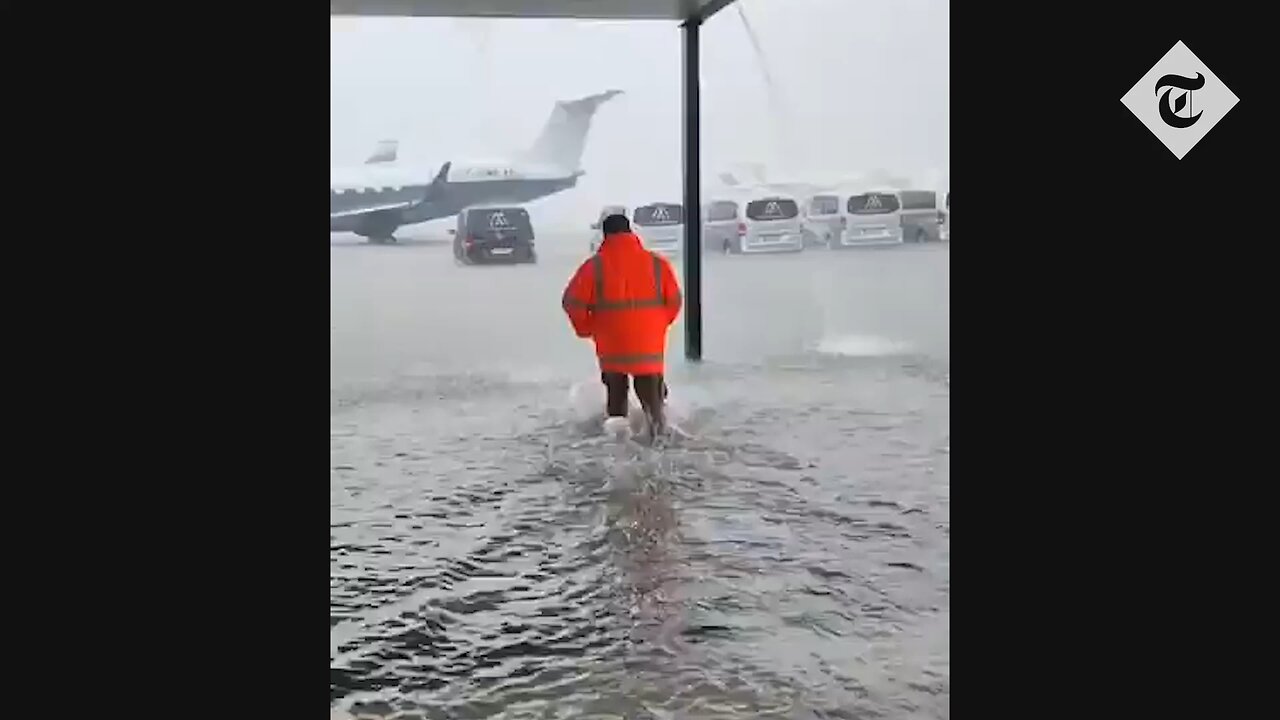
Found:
[331,237,949,719]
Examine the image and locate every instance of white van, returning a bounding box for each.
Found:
[897,189,942,244]
[588,204,628,252]
[837,190,904,247]
[701,199,742,253]
[729,194,803,254]
[801,194,842,248]
[632,202,684,258]
[940,191,949,241]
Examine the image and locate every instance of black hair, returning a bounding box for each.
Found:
[601,214,630,235]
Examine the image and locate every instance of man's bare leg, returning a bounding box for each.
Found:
[633,374,667,437]
[601,372,633,436]
[601,372,630,418]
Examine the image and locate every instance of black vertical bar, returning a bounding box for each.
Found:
[681,18,703,362]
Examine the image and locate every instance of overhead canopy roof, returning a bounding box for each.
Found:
[330,0,737,22]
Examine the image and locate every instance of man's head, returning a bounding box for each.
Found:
[601,214,630,236]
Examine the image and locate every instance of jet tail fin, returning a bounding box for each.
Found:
[365,139,398,164]
[717,162,769,189]
[520,89,622,172]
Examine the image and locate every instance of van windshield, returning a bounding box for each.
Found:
[705,201,738,222]
[808,196,839,215]
[634,204,684,226]
[745,198,799,221]
[846,193,901,215]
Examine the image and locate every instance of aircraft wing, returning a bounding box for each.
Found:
[330,199,420,219]
[329,162,452,219]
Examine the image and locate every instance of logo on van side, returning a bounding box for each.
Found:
[489,211,510,229]
[764,201,781,217]
[1121,41,1238,159]
[651,206,670,221]
[864,195,882,210]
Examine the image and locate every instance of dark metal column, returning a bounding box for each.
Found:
[681,18,703,362]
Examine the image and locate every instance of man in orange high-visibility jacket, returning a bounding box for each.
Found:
[562,214,682,434]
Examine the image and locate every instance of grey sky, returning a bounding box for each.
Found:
[330,0,949,226]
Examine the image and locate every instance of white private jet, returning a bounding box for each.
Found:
[330,89,623,244]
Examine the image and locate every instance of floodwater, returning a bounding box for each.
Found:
[331,234,950,719]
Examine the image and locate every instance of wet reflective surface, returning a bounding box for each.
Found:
[331,237,949,718]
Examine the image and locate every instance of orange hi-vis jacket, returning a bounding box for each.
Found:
[561,231,683,374]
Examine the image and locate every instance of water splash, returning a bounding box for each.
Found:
[568,376,698,429]
[815,333,910,357]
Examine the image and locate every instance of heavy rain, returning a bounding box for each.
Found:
[331,1,949,717]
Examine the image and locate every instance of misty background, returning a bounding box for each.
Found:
[330,0,950,235]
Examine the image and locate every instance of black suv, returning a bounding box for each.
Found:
[453,206,537,265]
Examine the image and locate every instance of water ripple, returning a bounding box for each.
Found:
[331,360,948,718]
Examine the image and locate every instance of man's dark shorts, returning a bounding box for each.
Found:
[600,372,668,418]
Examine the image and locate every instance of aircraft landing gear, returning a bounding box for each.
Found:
[357,213,402,246]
